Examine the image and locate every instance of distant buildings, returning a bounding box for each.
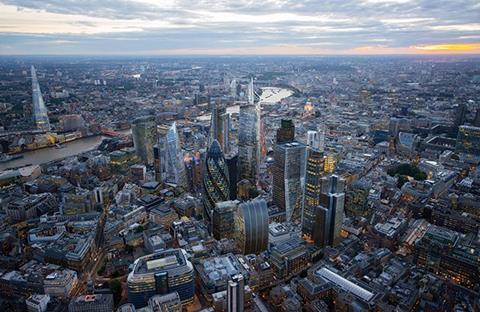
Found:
[203,140,230,225]
[132,116,157,165]
[127,249,195,308]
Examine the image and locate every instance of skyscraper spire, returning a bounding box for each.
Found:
[31,65,51,132]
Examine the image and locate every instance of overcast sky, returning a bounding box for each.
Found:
[0,0,479,55]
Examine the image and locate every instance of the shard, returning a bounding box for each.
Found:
[31,65,51,131]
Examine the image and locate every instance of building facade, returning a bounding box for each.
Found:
[238,78,260,183]
[234,199,269,255]
[31,66,51,132]
[127,249,195,308]
[203,140,230,225]
[456,125,480,156]
[156,122,187,188]
[272,141,307,223]
[302,146,325,240]
[132,116,157,165]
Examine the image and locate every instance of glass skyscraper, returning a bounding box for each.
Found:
[272,141,307,223]
[156,122,187,189]
[31,66,51,132]
[312,175,346,247]
[203,140,230,224]
[238,78,259,183]
[302,146,325,240]
[132,116,157,166]
[210,102,231,154]
[234,198,269,254]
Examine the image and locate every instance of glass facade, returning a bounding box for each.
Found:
[238,103,259,182]
[235,199,269,254]
[156,122,187,188]
[302,147,325,239]
[127,249,194,308]
[132,116,157,165]
[31,66,51,132]
[203,140,230,224]
[272,142,307,223]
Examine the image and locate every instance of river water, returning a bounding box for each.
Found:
[0,135,108,171]
[0,87,292,171]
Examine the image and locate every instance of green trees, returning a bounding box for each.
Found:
[387,163,427,187]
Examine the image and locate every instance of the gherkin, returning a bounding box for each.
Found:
[203,140,230,224]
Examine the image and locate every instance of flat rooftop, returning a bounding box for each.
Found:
[316,267,375,303]
[133,249,187,274]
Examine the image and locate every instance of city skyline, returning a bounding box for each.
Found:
[0,0,479,55]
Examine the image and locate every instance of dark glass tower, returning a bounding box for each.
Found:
[203,140,230,224]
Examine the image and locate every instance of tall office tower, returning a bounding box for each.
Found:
[235,199,269,254]
[455,125,480,156]
[213,200,238,240]
[238,78,260,183]
[276,119,295,143]
[229,79,238,98]
[272,140,307,223]
[31,66,51,131]
[312,175,345,247]
[127,249,195,308]
[307,127,325,152]
[132,116,157,165]
[157,122,187,188]
[203,140,230,225]
[210,102,231,154]
[324,154,336,173]
[227,274,245,312]
[307,130,320,149]
[302,145,325,240]
[184,152,202,194]
[225,152,238,200]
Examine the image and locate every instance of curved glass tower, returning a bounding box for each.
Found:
[235,198,269,254]
[203,140,230,223]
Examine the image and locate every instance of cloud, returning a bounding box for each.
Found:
[0,0,479,54]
